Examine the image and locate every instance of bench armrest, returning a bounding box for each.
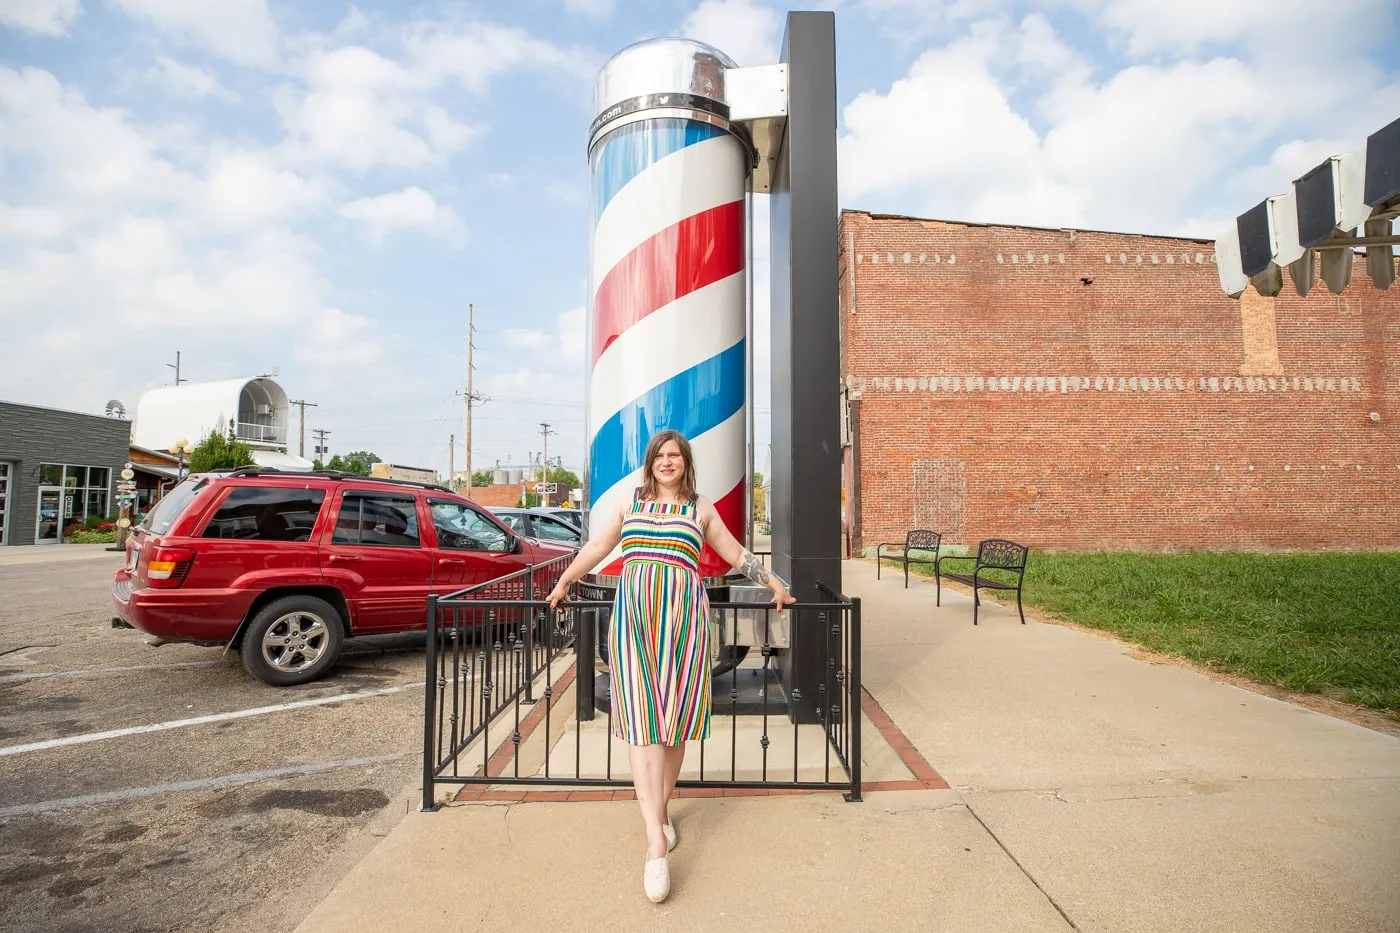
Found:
[935,554,975,570]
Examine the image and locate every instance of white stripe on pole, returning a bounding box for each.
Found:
[592,135,746,286]
[587,273,746,431]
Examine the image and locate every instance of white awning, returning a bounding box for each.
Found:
[249,450,316,472]
[1215,117,1399,297]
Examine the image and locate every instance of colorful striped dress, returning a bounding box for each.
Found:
[609,496,711,745]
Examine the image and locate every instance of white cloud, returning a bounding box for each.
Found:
[0,64,392,423]
[0,0,80,35]
[199,147,327,229]
[110,0,280,67]
[0,66,186,209]
[500,306,585,357]
[338,186,464,244]
[0,203,69,239]
[402,21,596,95]
[680,0,779,67]
[1090,0,1391,56]
[565,0,614,18]
[837,14,1396,235]
[274,45,475,172]
[149,54,238,101]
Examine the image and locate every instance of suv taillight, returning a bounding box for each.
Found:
[147,547,195,588]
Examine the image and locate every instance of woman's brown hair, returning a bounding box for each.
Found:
[638,430,697,503]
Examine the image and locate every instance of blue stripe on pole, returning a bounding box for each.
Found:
[589,339,745,500]
[592,120,727,218]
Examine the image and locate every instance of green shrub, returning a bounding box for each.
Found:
[69,530,118,544]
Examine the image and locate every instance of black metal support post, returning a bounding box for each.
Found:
[845,597,862,802]
[770,10,842,724]
[576,604,596,722]
[421,595,441,812]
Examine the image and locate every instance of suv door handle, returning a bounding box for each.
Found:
[438,558,466,567]
[328,554,361,564]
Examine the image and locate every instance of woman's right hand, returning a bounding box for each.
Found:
[546,581,570,609]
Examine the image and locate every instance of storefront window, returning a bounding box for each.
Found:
[36,462,115,527]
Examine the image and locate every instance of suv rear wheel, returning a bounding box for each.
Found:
[240,595,345,686]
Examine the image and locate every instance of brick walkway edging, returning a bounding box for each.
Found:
[452,668,947,804]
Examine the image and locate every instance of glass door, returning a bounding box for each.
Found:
[35,486,63,544]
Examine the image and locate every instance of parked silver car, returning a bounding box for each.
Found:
[488,507,582,546]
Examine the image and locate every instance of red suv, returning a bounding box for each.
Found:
[112,469,573,686]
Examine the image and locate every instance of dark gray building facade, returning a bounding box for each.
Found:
[0,402,131,546]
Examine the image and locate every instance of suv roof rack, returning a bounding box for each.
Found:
[222,466,457,496]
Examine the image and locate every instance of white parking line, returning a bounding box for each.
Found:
[0,660,235,682]
[0,753,413,820]
[0,685,415,758]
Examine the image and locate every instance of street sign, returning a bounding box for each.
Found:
[117,517,131,529]
[120,468,135,481]
[534,482,558,494]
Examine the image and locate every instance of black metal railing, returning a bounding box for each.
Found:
[422,559,861,808]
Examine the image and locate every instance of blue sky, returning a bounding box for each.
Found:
[2,0,1396,479]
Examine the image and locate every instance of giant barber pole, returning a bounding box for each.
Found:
[586,39,749,577]
[578,15,842,724]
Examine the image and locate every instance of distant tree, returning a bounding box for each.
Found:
[313,459,325,471]
[341,450,380,476]
[188,422,255,474]
[547,466,581,491]
[472,470,493,487]
[325,454,347,472]
[752,471,766,520]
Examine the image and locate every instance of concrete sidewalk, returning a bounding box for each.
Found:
[296,559,1400,932]
[0,543,121,566]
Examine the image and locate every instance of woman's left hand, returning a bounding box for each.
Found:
[770,580,796,614]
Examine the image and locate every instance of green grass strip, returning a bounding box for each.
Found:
[883,552,1400,715]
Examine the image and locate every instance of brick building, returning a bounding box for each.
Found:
[839,210,1399,554]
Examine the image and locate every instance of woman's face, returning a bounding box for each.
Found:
[652,439,685,486]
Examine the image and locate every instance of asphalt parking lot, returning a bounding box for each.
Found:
[0,549,427,933]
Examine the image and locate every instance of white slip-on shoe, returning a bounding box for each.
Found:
[644,857,670,903]
[663,821,677,852]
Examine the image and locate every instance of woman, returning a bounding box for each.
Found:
[547,429,793,903]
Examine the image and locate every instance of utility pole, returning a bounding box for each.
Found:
[463,303,486,499]
[539,423,555,507]
[448,432,455,490]
[289,399,318,458]
[167,350,186,386]
[312,428,331,466]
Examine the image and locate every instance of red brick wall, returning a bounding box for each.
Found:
[465,484,522,508]
[840,211,1400,553]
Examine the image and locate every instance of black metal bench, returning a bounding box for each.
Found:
[876,530,942,588]
[935,539,1029,625]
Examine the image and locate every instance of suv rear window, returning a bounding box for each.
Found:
[332,495,420,548]
[202,486,327,542]
[140,478,206,536]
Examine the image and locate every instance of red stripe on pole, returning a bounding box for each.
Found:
[699,481,745,577]
[591,200,745,366]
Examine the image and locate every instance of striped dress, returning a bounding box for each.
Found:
[609,496,711,745]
